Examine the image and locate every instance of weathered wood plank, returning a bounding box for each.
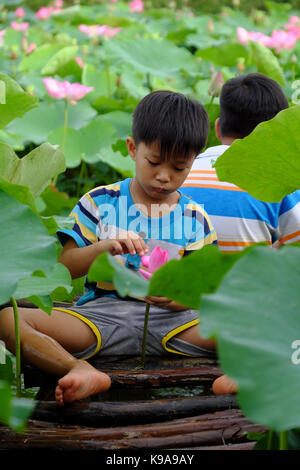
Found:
[23,361,221,389]
[31,395,238,426]
[0,409,266,450]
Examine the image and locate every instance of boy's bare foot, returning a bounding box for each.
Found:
[212,374,238,395]
[55,360,111,406]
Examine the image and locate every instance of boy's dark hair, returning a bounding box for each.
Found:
[132,90,209,160]
[219,73,289,139]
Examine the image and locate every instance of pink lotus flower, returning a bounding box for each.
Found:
[36,7,52,19]
[237,23,300,52]
[78,24,121,39]
[0,30,5,45]
[285,16,300,38]
[270,30,298,51]
[26,42,37,55]
[139,246,169,280]
[15,7,25,18]
[129,0,144,13]
[43,78,94,104]
[10,21,29,32]
[35,5,61,20]
[75,57,84,68]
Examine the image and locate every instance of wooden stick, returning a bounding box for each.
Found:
[0,409,267,450]
[31,395,238,427]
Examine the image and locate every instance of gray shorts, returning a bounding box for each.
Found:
[53,297,216,360]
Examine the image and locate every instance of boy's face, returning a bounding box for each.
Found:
[127,138,195,203]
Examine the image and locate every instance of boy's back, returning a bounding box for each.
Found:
[182,144,300,252]
[182,73,300,252]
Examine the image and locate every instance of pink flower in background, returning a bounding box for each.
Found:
[285,16,300,39]
[53,0,64,7]
[43,77,94,104]
[15,7,25,18]
[99,25,121,38]
[237,26,250,45]
[129,0,144,13]
[0,30,6,45]
[237,27,272,47]
[75,57,84,68]
[35,5,61,20]
[270,30,298,51]
[36,7,52,19]
[237,16,300,52]
[139,246,169,280]
[26,42,37,54]
[79,24,121,38]
[10,21,29,31]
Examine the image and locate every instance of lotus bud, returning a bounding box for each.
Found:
[208,70,224,98]
[21,36,28,52]
[207,20,214,33]
[81,44,89,56]
[291,53,297,64]
[10,46,18,60]
[237,57,245,72]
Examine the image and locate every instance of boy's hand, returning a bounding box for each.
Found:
[98,231,148,257]
[145,296,187,312]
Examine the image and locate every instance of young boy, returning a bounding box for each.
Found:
[181,73,300,394]
[0,90,217,406]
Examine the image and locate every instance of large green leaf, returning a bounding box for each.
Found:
[14,263,72,301]
[250,41,285,86]
[48,118,116,168]
[7,101,97,145]
[199,245,300,431]
[0,74,38,129]
[82,64,116,101]
[0,176,36,212]
[41,46,79,76]
[196,42,249,67]
[18,44,64,73]
[0,187,56,304]
[88,253,148,299]
[0,142,65,197]
[0,381,35,433]
[14,263,73,314]
[148,244,246,309]
[214,106,300,202]
[97,111,132,140]
[93,147,135,177]
[104,37,199,78]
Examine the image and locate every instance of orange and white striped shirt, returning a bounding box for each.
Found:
[180,145,300,253]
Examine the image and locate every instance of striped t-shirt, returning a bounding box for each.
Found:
[57,178,217,303]
[181,145,300,253]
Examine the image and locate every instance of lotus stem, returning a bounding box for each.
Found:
[136,303,150,370]
[10,297,21,397]
[279,430,288,450]
[62,99,69,154]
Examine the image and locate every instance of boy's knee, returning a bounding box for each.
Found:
[0,307,16,347]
